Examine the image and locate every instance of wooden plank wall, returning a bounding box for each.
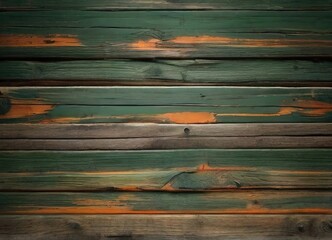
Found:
[0,1,332,239]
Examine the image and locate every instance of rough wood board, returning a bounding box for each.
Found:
[1,87,332,123]
[0,137,332,150]
[1,149,331,172]
[2,11,331,32]
[0,149,331,191]
[2,0,332,10]
[0,215,331,240]
[1,29,331,58]
[1,123,331,139]
[0,191,331,214]
[1,60,332,85]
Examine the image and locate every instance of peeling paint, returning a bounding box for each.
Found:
[129,35,332,50]
[0,99,53,119]
[156,112,217,124]
[0,34,82,47]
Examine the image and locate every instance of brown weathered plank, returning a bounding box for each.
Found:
[0,123,331,139]
[0,215,331,240]
[0,137,331,150]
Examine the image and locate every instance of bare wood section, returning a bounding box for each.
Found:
[0,34,82,47]
[0,123,331,139]
[0,215,331,240]
[0,136,331,150]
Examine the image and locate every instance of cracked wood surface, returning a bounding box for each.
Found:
[1,10,332,59]
[1,60,332,86]
[0,149,330,191]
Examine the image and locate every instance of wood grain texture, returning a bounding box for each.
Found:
[1,30,332,59]
[0,149,331,191]
[0,215,331,240]
[1,149,331,172]
[1,123,331,139]
[0,191,331,214]
[1,166,331,191]
[2,0,332,10]
[1,60,332,86]
[2,11,331,32]
[1,87,332,123]
[0,137,332,150]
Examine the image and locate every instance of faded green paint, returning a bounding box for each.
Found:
[1,28,332,58]
[1,149,331,172]
[1,0,332,10]
[1,11,331,33]
[0,87,331,123]
[1,60,332,84]
[0,191,331,214]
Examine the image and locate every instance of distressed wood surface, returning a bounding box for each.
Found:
[1,137,332,150]
[1,60,332,86]
[0,149,330,191]
[0,191,331,214]
[1,31,332,59]
[2,150,331,172]
[2,11,331,32]
[1,123,332,139]
[2,0,332,10]
[1,87,331,124]
[0,215,331,240]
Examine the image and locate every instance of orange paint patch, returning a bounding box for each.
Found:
[0,34,82,47]
[130,39,161,50]
[216,107,298,117]
[129,35,332,50]
[157,112,216,124]
[0,99,53,119]
[197,163,252,172]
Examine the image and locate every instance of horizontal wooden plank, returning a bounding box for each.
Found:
[2,0,332,10]
[0,191,331,214]
[1,60,332,85]
[1,167,331,191]
[0,215,331,240]
[1,149,331,191]
[2,149,331,172]
[1,29,332,58]
[1,87,331,123]
[2,11,331,33]
[0,137,331,150]
[1,123,332,139]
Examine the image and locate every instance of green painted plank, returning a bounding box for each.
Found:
[1,87,331,123]
[1,11,331,33]
[1,28,331,58]
[1,60,332,84]
[0,191,331,214]
[0,149,331,191]
[1,149,331,172]
[1,0,332,10]
[1,166,331,191]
